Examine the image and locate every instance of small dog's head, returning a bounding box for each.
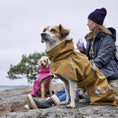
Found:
[41,24,69,43]
[38,56,51,67]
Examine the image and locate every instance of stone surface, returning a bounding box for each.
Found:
[0,82,118,118]
[0,83,64,117]
[1,103,118,118]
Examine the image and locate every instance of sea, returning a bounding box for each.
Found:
[0,85,31,92]
[0,69,33,92]
[0,68,63,92]
[0,77,63,92]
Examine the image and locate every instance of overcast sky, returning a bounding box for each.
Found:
[0,0,118,85]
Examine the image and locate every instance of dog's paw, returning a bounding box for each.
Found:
[66,104,75,109]
[60,101,69,105]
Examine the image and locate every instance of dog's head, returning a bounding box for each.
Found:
[38,56,51,67]
[41,24,69,43]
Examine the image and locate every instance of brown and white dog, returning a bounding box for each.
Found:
[41,25,78,108]
[41,24,118,108]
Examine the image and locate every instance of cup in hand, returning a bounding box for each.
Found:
[78,43,84,50]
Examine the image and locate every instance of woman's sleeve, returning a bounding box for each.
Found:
[93,35,115,69]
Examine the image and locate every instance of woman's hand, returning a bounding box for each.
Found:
[76,40,84,51]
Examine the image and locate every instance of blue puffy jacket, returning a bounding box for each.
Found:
[83,28,118,80]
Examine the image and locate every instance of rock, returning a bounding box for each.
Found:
[0,82,118,118]
[1,103,118,118]
[109,80,118,96]
[0,86,32,116]
[0,83,64,117]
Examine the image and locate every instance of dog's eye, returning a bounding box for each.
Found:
[50,29,57,33]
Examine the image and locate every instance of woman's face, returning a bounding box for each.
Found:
[87,19,97,31]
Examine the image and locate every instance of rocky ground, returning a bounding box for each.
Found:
[0,81,118,118]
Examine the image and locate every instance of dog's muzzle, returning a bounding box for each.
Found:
[41,32,49,43]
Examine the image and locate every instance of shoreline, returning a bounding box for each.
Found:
[0,85,32,92]
[0,79,63,92]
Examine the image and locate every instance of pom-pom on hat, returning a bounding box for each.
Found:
[88,8,107,25]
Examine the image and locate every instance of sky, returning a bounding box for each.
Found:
[0,0,118,85]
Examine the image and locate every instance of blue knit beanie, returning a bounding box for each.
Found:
[88,8,107,25]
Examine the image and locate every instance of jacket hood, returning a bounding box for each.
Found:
[46,39,74,62]
[96,27,116,42]
[85,27,116,42]
[108,27,116,42]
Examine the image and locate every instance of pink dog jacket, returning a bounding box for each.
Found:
[31,66,53,97]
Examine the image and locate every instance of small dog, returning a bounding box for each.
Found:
[38,56,53,98]
[31,56,53,98]
[41,24,118,108]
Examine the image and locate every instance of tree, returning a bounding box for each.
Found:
[7,52,46,83]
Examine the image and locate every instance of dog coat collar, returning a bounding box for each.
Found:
[39,66,51,73]
[46,39,74,62]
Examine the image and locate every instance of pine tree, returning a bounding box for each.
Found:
[7,52,46,83]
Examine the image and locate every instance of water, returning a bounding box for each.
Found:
[0,79,63,92]
[0,85,31,92]
[0,68,63,92]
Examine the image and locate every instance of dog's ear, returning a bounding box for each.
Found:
[59,24,69,38]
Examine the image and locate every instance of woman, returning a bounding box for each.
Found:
[77,8,118,81]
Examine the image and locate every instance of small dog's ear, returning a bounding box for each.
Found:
[59,24,69,38]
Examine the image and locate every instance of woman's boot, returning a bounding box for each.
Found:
[26,94,60,109]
